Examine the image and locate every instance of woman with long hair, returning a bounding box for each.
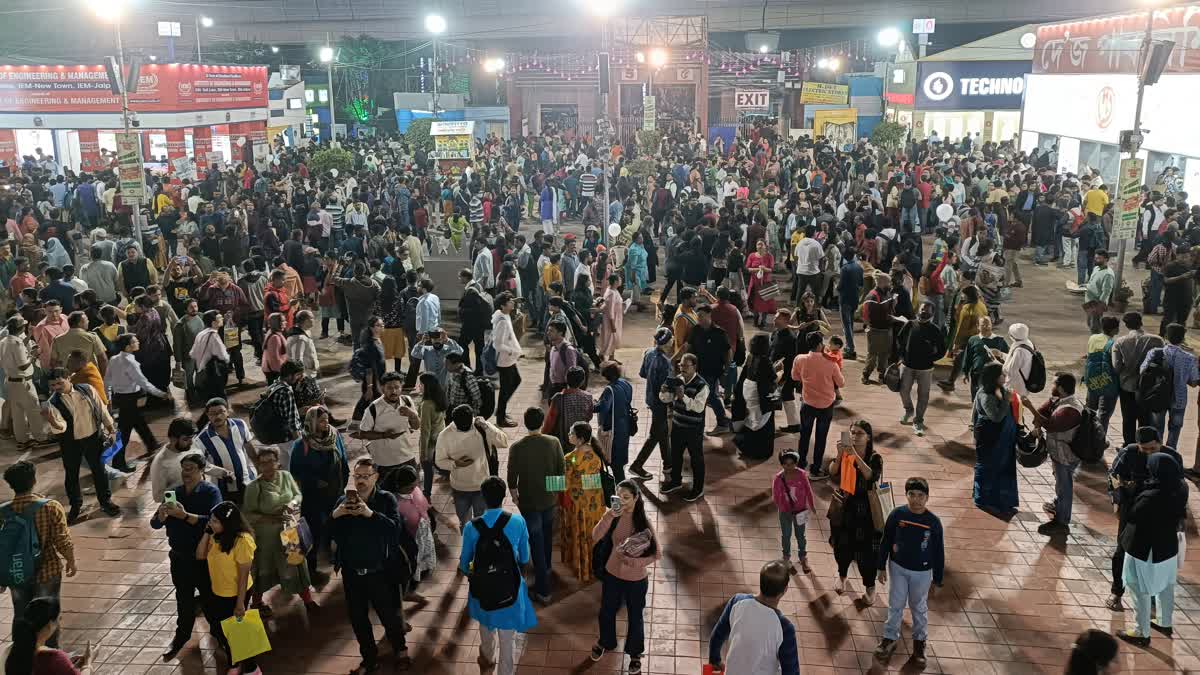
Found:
[243,446,316,615]
[561,421,607,582]
[589,480,660,675]
[5,597,92,674]
[352,317,387,420]
[290,405,348,577]
[260,312,287,385]
[825,419,884,604]
[732,334,778,460]
[972,361,1019,515]
[376,276,408,373]
[1065,629,1118,674]
[197,501,260,674]
[417,372,448,499]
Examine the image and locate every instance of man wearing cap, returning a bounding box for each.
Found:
[874,477,944,668]
[1106,427,1183,611]
[0,315,47,449]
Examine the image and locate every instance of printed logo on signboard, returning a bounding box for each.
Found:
[178,82,193,96]
[253,81,264,95]
[138,73,159,91]
[922,72,954,102]
[1097,86,1115,129]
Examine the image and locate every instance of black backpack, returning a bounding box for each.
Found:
[1016,344,1047,393]
[900,187,918,209]
[1138,348,1174,413]
[468,513,521,611]
[249,384,291,444]
[1069,406,1110,463]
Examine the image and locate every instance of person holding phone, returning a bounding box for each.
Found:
[150,453,221,662]
[196,501,259,674]
[3,597,94,674]
[589,481,660,674]
[825,420,884,604]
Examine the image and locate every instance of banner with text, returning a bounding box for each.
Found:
[799,81,849,105]
[1112,157,1145,241]
[0,64,268,113]
[116,132,144,200]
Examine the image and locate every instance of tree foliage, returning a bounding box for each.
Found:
[309,147,355,176]
[404,119,434,153]
[871,121,908,151]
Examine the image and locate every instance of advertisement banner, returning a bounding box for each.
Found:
[799,81,849,105]
[813,108,858,148]
[165,128,186,164]
[0,129,15,166]
[1112,157,1145,241]
[171,156,196,181]
[734,89,770,110]
[915,61,1031,111]
[192,126,212,171]
[643,95,656,131]
[1035,6,1200,75]
[0,64,268,113]
[77,129,102,172]
[116,132,144,200]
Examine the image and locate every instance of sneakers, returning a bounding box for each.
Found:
[683,488,705,502]
[843,351,858,361]
[67,506,82,524]
[99,502,121,517]
[496,417,518,428]
[861,374,873,385]
[1037,519,1069,535]
[706,424,732,436]
[629,656,643,674]
[628,465,653,480]
[911,639,927,667]
[874,638,897,660]
[1117,630,1150,648]
[1042,501,1057,516]
[913,422,926,437]
[900,414,913,425]
[809,469,829,481]
[660,481,685,494]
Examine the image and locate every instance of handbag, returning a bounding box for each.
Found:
[826,489,845,528]
[591,517,619,580]
[758,282,781,300]
[280,517,314,566]
[883,363,902,392]
[220,609,272,664]
[868,481,895,532]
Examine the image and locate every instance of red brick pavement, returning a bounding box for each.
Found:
[2,255,1198,674]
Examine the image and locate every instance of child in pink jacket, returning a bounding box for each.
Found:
[772,451,817,573]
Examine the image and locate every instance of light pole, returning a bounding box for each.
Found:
[90,0,141,241]
[425,14,447,115]
[196,15,212,63]
[319,41,336,142]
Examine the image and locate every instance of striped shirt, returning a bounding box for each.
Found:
[192,419,257,492]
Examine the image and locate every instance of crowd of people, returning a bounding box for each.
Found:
[0,118,1194,675]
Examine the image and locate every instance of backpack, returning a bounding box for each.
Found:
[481,341,498,377]
[1016,344,1047,393]
[0,500,48,587]
[476,376,496,420]
[349,348,371,383]
[1069,407,1110,463]
[1137,348,1174,413]
[249,383,292,444]
[899,187,918,209]
[468,513,521,611]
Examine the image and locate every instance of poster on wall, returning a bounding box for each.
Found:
[642,95,656,131]
[1111,157,1144,241]
[799,82,849,105]
[115,132,144,199]
[0,64,268,113]
[813,108,858,149]
[171,156,196,181]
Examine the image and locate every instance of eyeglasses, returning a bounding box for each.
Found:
[352,472,377,480]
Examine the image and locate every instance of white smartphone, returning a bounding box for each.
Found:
[840,430,850,446]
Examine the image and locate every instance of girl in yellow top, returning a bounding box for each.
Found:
[197,501,260,674]
[541,252,564,292]
[561,421,606,582]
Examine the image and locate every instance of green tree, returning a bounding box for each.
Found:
[404,118,434,153]
[309,147,354,176]
[871,121,908,152]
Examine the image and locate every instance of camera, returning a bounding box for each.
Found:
[664,376,684,390]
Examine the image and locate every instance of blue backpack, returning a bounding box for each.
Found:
[0,500,48,587]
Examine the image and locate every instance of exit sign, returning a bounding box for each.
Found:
[913,18,936,34]
[735,89,770,109]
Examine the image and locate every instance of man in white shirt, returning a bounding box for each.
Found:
[708,560,800,675]
[792,225,825,302]
[435,404,510,530]
[106,334,171,472]
[354,372,421,489]
[491,292,524,427]
[149,418,201,497]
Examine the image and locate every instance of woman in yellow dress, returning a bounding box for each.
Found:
[561,421,607,582]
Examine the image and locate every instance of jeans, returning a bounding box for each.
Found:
[1077,248,1091,286]
[344,570,407,666]
[1147,270,1164,314]
[1034,245,1054,264]
[840,303,857,354]
[701,375,729,427]
[631,407,670,474]
[1052,458,1079,525]
[168,553,212,648]
[1126,553,1177,638]
[926,294,945,329]
[522,506,556,597]
[453,490,487,528]
[62,433,111,508]
[10,577,62,648]
[899,366,933,425]
[1166,406,1187,449]
[797,402,833,471]
[883,561,932,641]
[1161,302,1190,337]
[900,206,921,231]
[864,328,892,378]
[669,426,705,491]
[778,512,808,559]
[598,576,649,656]
[1119,390,1150,446]
[1112,520,1128,596]
[496,365,521,422]
[479,626,516,675]
[1086,389,1117,441]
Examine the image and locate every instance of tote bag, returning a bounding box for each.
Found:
[868,481,895,532]
[220,609,272,663]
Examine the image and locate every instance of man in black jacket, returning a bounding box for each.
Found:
[331,457,412,671]
[458,269,492,373]
[770,309,801,432]
[687,304,733,434]
[896,301,946,437]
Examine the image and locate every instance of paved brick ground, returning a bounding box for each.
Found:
[2,247,1199,674]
